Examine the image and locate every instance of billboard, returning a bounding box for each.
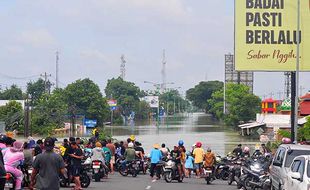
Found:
[143,96,159,108]
[235,0,310,71]
[84,119,97,128]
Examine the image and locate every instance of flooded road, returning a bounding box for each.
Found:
[104,113,259,156]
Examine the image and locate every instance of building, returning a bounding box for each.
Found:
[300,93,310,116]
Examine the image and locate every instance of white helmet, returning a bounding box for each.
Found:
[243,146,250,153]
[128,142,134,148]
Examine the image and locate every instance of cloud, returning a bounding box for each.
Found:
[18,29,56,48]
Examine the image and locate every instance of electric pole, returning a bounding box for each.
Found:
[56,51,59,89]
[40,72,52,94]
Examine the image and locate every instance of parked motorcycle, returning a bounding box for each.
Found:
[163,159,183,183]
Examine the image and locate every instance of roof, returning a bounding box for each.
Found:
[279,144,310,151]
[294,155,310,160]
[262,98,277,103]
[300,93,310,100]
[238,122,265,129]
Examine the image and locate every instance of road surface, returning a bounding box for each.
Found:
[61,173,239,190]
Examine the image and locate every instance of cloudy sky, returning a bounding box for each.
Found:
[0,0,309,99]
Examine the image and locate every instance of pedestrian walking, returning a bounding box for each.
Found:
[30,137,65,190]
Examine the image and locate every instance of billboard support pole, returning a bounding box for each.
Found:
[291,72,296,142]
[293,0,301,144]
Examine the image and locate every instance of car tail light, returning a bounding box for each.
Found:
[5,173,11,180]
[93,162,100,165]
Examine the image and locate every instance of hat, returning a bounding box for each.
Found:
[44,137,55,148]
[128,142,134,148]
[28,140,36,148]
[95,142,102,148]
[11,141,23,152]
[153,144,160,149]
[129,135,136,141]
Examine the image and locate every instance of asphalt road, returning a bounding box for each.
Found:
[61,173,239,190]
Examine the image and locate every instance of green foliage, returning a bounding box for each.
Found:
[0,101,24,131]
[298,116,310,141]
[105,77,142,117]
[134,101,151,120]
[31,89,67,135]
[0,85,23,100]
[160,89,189,115]
[186,81,223,111]
[278,129,291,138]
[63,78,110,126]
[207,83,261,126]
[27,79,46,105]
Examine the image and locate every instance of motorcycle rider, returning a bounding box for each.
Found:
[2,141,24,190]
[242,146,251,158]
[252,145,263,159]
[91,142,106,164]
[193,142,204,178]
[160,143,169,158]
[121,142,136,171]
[170,146,182,180]
[204,147,216,177]
[102,141,112,172]
[134,142,145,172]
[232,144,242,157]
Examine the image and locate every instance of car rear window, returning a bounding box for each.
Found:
[285,150,310,167]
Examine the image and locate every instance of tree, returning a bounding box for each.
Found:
[207,83,261,126]
[63,78,109,126]
[31,89,67,135]
[0,85,23,100]
[0,101,24,132]
[186,81,223,111]
[160,89,189,115]
[27,79,46,105]
[105,77,141,117]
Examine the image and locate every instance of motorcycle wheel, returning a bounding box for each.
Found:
[228,173,233,185]
[205,177,211,185]
[164,172,172,183]
[131,169,137,177]
[118,166,129,176]
[94,173,101,182]
[59,176,68,187]
[81,174,91,188]
[221,170,229,180]
[177,176,183,183]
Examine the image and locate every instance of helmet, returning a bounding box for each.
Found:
[243,146,250,153]
[128,142,134,148]
[178,140,184,146]
[186,151,192,156]
[130,135,136,141]
[196,142,202,148]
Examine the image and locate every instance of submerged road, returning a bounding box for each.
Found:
[61,173,238,190]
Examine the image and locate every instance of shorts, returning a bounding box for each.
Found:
[194,163,203,169]
[71,166,81,177]
[111,156,115,164]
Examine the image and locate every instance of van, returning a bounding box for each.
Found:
[270,144,310,190]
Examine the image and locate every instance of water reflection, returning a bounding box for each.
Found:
[103,113,259,156]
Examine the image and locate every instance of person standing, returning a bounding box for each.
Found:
[185,151,194,178]
[106,139,116,174]
[30,137,65,190]
[69,142,83,190]
[149,144,162,180]
[193,142,204,178]
[34,139,43,157]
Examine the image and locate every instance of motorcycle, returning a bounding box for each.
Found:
[228,159,244,186]
[237,157,271,190]
[135,159,148,175]
[163,159,183,183]
[92,160,108,182]
[60,164,91,188]
[118,160,138,177]
[203,167,214,184]
[214,156,231,180]
[4,173,15,190]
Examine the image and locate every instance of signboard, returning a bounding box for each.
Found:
[235,0,310,71]
[84,119,97,128]
[143,96,159,108]
[107,99,117,107]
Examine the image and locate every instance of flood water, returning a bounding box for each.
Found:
[103,113,260,156]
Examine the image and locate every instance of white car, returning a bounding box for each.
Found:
[286,155,310,190]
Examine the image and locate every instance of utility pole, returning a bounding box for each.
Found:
[161,49,167,93]
[120,54,126,80]
[56,51,59,89]
[24,97,30,138]
[40,72,52,94]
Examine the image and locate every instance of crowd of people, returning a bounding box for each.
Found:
[0,131,272,190]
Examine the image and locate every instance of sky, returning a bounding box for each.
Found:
[0,0,309,99]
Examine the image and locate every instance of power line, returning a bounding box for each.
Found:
[0,73,40,80]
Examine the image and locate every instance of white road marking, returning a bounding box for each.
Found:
[152,179,157,183]
[145,185,151,190]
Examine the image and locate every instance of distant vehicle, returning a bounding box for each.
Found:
[285,155,310,190]
[270,144,310,190]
